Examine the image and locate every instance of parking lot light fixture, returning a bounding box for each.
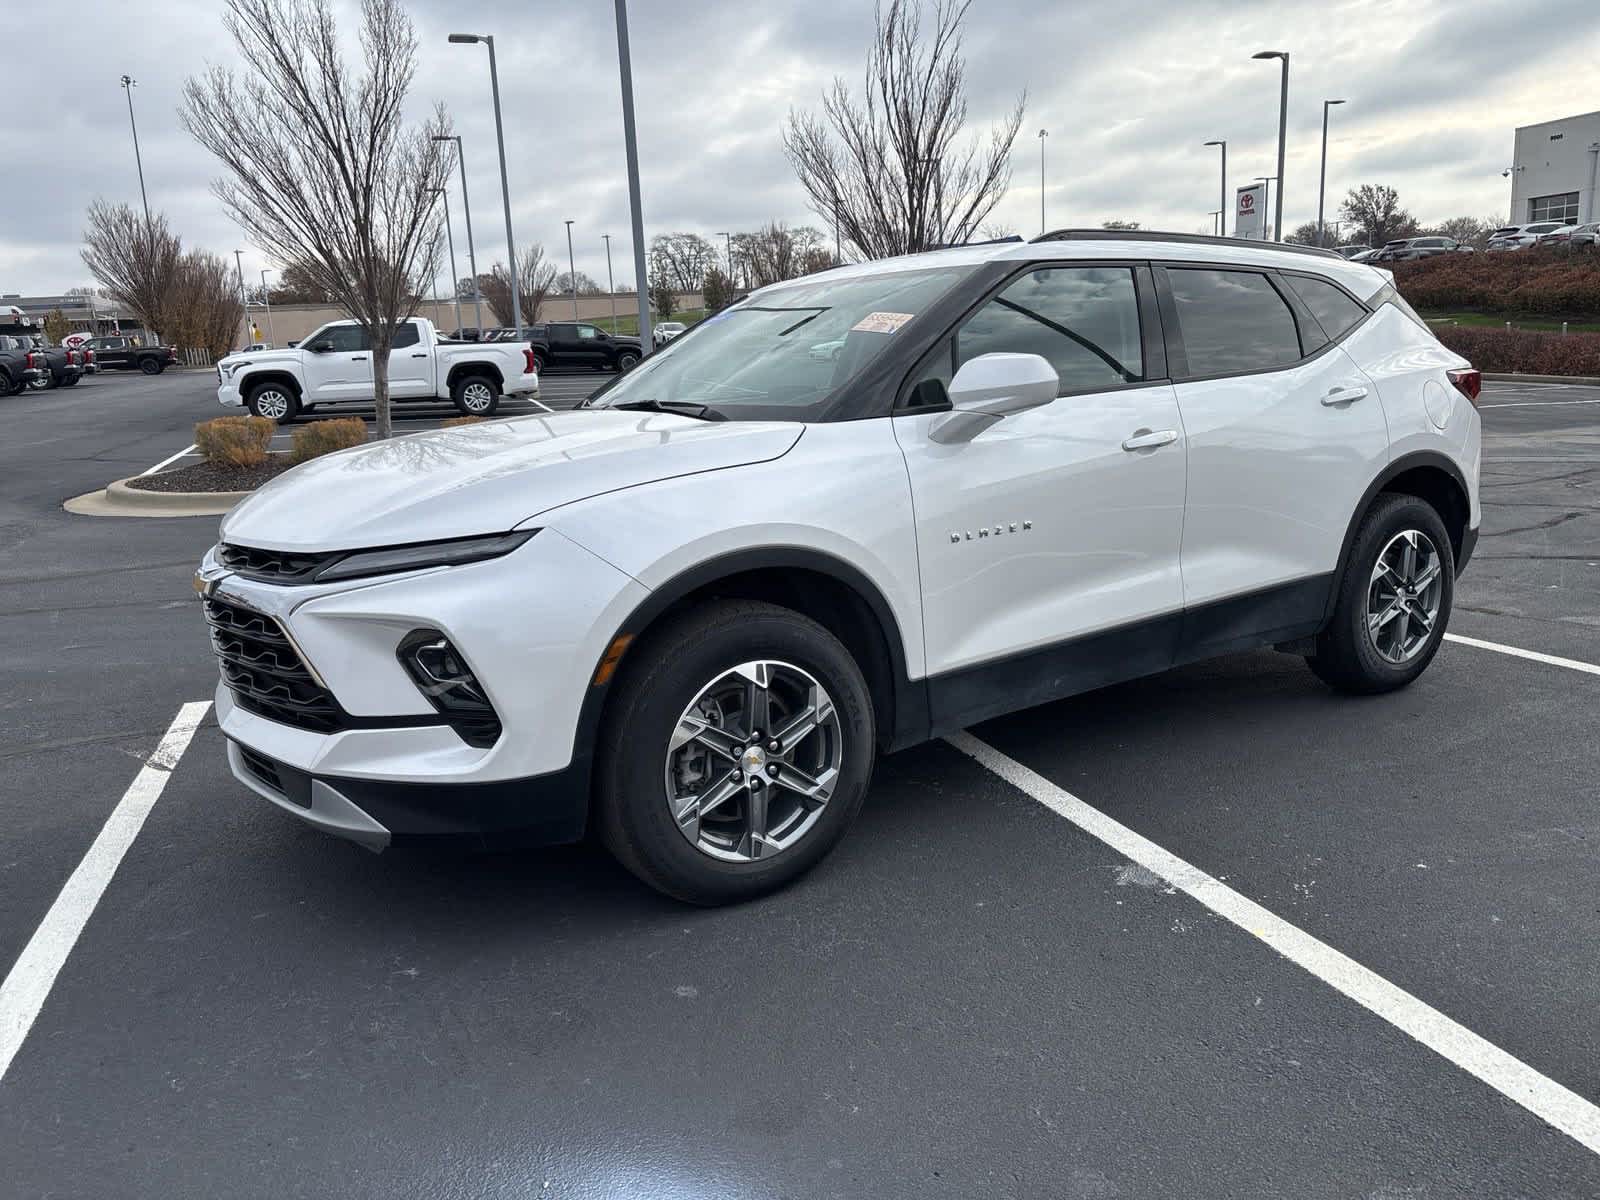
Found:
[434,134,483,332]
[716,231,732,282]
[602,234,617,333]
[1317,100,1347,247]
[1204,140,1226,235]
[434,187,464,332]
[1252,50,1289,240]
[613,0,651,349]
[119,75,151,231]
[233,249,249,350]
[260,269,274,347]
[564,220,579,321]
[450,33,520,332]
[1255,176,1276,231]
[1038,129,1048,235]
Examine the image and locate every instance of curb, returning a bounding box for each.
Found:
[1481,372,1600,386]
[63,477,251,519]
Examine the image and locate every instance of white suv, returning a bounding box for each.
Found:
[196,232,1482,904]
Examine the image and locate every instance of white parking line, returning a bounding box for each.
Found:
[1444,632,1600,677]
[0,701,210,1083]
[1478,399,1600,409]
[139,444,197,476]
[946,730,1600,1157]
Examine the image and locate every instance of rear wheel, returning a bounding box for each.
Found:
[27,374,52,390]
[597,600,875,905]
[59,374,79,387]
[530,351,547,374]
[1306,493,1454,694]
[450,374,500,417]
[139,357,164,375]
[246,381,300,424]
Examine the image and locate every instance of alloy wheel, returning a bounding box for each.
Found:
[1366,529,1444,664]
[462,382,493,412]
[253,389,290,420]
[664,660,843,863]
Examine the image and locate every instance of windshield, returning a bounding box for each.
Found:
[588,265,973,420]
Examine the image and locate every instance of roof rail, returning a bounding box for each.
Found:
[1031,228,1344,260]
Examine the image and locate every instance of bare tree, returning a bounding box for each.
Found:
[730,223,830,288]
[649,233,720,293]
[180,0,451,438]
[80,199,181,341]
[481,246,557,327]
[783,0,1024,258]
[166,251,246,361]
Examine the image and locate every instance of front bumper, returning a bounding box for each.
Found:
[217,377,243,407]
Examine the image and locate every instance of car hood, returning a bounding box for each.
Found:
[219,409,803,551]
[220,348,300,370]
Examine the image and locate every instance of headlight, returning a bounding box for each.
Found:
[311,530,538,583]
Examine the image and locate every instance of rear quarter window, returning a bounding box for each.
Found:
[1284,275,1369,341]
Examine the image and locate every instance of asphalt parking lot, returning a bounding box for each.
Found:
[2,369,1598,1197]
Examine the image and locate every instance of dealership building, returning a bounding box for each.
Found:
[1508,110,1600,225]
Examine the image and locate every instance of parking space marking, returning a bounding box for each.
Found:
[0,701,210,1083]
[1444,633,1600,677]
[140,444,197,476]
[946,730,1600,1157]
[1479,399,1600,409]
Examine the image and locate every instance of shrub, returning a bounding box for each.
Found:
[1434,325,1600,376]
[290,417,368,463]
[194,415,275,468]
[1392,246,1600,316]
[440,415,485,428]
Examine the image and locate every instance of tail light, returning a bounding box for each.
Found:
[523,348,536,374]
[67,349,81,366]
[25,350,41,370]
[85,349,95,364]
[1448,367,1482,408]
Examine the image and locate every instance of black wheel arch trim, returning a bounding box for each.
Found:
[572,546,929,790]
[240,370,303,399]
[1326,450,1473,621]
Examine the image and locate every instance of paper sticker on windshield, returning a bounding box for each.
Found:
[851,311,915,335]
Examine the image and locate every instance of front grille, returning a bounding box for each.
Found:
[205,595,343,734]
[218,542,340,584]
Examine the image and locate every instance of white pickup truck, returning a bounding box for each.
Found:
[215,317,541,423]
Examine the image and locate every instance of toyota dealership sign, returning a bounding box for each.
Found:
[1234,183,1268,240]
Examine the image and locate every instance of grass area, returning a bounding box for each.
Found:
[1421,310,1600,334]
[590,308,707,337]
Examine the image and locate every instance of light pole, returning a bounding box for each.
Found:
[1204,139,1227,236]
[260,269,275,347]
[1038,129,1048,235]
[613,0,651,349]
[1317,99,1347,248]
[433,134,484,331]
[434,187,464,332]
[716,231,732,285]
[119,76,151,230]
[1209,210,1223,236]
[1252,50,1289,240]
[563,219,579,321]
[602,234,617,333]
[449,33,520,332]
[233,249,248,350]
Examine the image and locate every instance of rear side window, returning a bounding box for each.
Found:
[1284,275,1369,341]
[956,266,1144,393]
[391,322,420,349]
[1166,268,1302,376]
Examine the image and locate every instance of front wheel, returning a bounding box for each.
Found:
[140,357,164,375]
[1306,493,1454,694]
[614,350,640,372]
[596,600,876,905]
[246,381,300,424]
[450,374,500,417]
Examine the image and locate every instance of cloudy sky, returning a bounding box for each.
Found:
[5,0,1598,298]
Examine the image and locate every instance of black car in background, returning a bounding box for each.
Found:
[0,335,45,395]
[81,335,178,374]
[0,333,83,390]
[526,321,643,372]
[1374,236,1475,262]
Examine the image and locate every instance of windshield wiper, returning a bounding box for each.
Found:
[608,398,726,421]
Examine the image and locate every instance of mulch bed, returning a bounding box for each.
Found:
[124,457,296,494]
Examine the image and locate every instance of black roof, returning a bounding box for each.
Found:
[1031,228,1344,260]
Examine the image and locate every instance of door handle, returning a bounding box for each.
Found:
[410,353,427,358]
[351,356,368,362]
[1121,428,1178,452]
[1322,385,1368,405]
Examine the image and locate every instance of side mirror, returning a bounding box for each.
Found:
[310,340,333,353]
[287,341,299,348]
[930,352,1060,444]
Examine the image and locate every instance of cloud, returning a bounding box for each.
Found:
[3,0,1598,296]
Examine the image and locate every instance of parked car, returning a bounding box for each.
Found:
[1568,221,1600,248]
[653,321,687,346]
[82,335,178,374]
[1335,245,1372,259]
[526,321,643,373]
[1536,224,1580,246]
[1486,222,1570,250]
[1347,247,1381,262]
[4,334,84,389]
[1381,236,1474,261]
[198,230,1482,904]
[0,334,45,395]
[214,316,539,422]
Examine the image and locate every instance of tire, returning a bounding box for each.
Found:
[246,381,301,424]
[59,374,79,388]
[28,374,53,390]
[615,350,640,372]
[530,351,547,374]
[1306,493,1454,694]
[596,600,876,905]
[450,373,501,417]
[139,357,164,375]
